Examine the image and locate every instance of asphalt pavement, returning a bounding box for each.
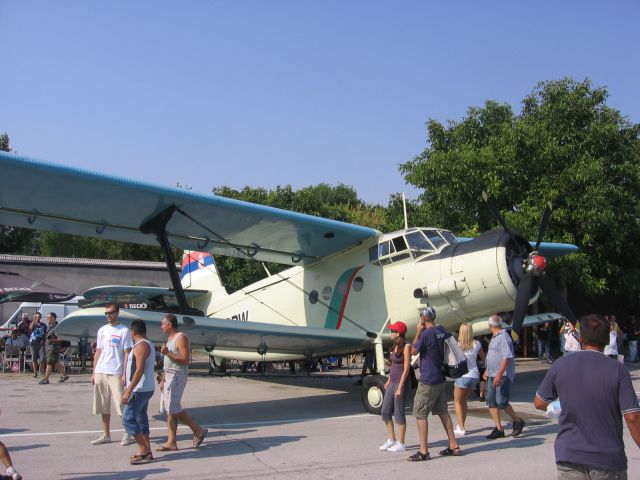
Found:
[1,358,639,480]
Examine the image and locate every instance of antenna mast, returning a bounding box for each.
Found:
[402,193,409,229]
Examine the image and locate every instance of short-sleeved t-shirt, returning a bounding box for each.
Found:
[413,325,446,386]
[536,350,640,471]
[29,322,47,343]
[94,323,133,375]
[461,341,482,379]
[45,321,59,352]
[486,330,515,382]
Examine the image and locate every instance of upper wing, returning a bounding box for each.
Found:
[0,152,379,265]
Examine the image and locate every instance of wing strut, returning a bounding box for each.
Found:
[139,205,202,316]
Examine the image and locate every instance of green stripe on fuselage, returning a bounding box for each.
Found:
[323,267,358,329]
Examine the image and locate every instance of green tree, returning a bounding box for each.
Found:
[0,132,10,152]
[401,78,640,309]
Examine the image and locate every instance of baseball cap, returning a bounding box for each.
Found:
[419,307,436,320]
[388,321,408,335]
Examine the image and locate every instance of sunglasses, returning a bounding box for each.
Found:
[104,310,118,315]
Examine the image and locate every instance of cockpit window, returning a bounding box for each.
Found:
[406,231,434,253]
[423,229,445,249]
[371,228,456,266]
[439,230,458,244]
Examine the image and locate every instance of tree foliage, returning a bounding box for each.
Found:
[401,78,640,308]
[0,132,10,152]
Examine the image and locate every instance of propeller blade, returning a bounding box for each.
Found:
[534,201,553,250]
[482,191,515,237]
[539,275,578,325]
[511,274,534,341]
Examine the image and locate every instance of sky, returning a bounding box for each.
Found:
[1,1,638,206]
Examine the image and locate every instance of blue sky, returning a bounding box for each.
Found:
[1,1,638,205]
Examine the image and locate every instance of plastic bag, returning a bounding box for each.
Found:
[546,399,561,420]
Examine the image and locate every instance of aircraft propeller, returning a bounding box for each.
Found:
[482,192,576,341]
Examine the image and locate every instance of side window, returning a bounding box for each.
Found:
[369,245,379,263]
[379,241,393,257]
[392,235,408,252]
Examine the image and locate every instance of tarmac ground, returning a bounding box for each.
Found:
[1,358,639,480]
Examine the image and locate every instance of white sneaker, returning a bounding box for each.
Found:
[6,466,21,480]
[378,438,395,451]
[121,433,135,446]
[453,426,467,438]
[387,441,406,452]
[91,434,112,445]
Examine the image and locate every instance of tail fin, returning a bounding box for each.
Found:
[180,251,228,301]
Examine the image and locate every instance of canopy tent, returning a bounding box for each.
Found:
[0,271,75,304]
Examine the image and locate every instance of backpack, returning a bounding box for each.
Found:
[435,326,469,379]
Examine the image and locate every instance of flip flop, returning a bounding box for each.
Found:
[155,445,178,452]
[193,428,208,448]
[130,451,152,461]
[130,451,153,465]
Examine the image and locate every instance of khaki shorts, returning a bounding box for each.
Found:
[93,373,124,416]
[413,382,447,419]
[162,371,187,415]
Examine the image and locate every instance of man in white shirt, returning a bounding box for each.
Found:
[91,303,134,446]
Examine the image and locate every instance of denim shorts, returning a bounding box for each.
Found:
[486,377,512,409]
[454,376,479,389]
[122,390,154,436]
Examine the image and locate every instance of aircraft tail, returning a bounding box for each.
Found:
[180,251,229,300]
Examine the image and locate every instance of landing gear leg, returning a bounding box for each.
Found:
[360,337,387,414]
[373,335,385,375]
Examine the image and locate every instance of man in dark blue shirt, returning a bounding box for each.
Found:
[407,307,460,461]
[535,314,640,479]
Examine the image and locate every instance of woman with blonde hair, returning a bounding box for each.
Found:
[453,323,485,437]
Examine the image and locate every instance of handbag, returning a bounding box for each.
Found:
[409,366,418,389]
[435,326,469,379]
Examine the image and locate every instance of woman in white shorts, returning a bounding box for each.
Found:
[453,323,485,437]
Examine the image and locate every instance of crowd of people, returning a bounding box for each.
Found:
[1,306,640,478]
[378,308,640,479]
[0,303,209,478]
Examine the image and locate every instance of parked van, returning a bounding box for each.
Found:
[1,296,83,329]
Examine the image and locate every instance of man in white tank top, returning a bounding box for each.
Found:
[157,314,207,451]
[122,319,156,464]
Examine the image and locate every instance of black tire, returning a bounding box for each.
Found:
[208,355,226,373]
[361,374,387,415]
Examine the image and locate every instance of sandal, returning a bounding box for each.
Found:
[156,445,179,452]
[193,427,208,448]
[407,451,431,462]
[439,447,462,456]
[130,452,152,461]
[130,451,153,464]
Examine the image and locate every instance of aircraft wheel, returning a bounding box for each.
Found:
[208,355,226,373]
[361,374,387,415]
